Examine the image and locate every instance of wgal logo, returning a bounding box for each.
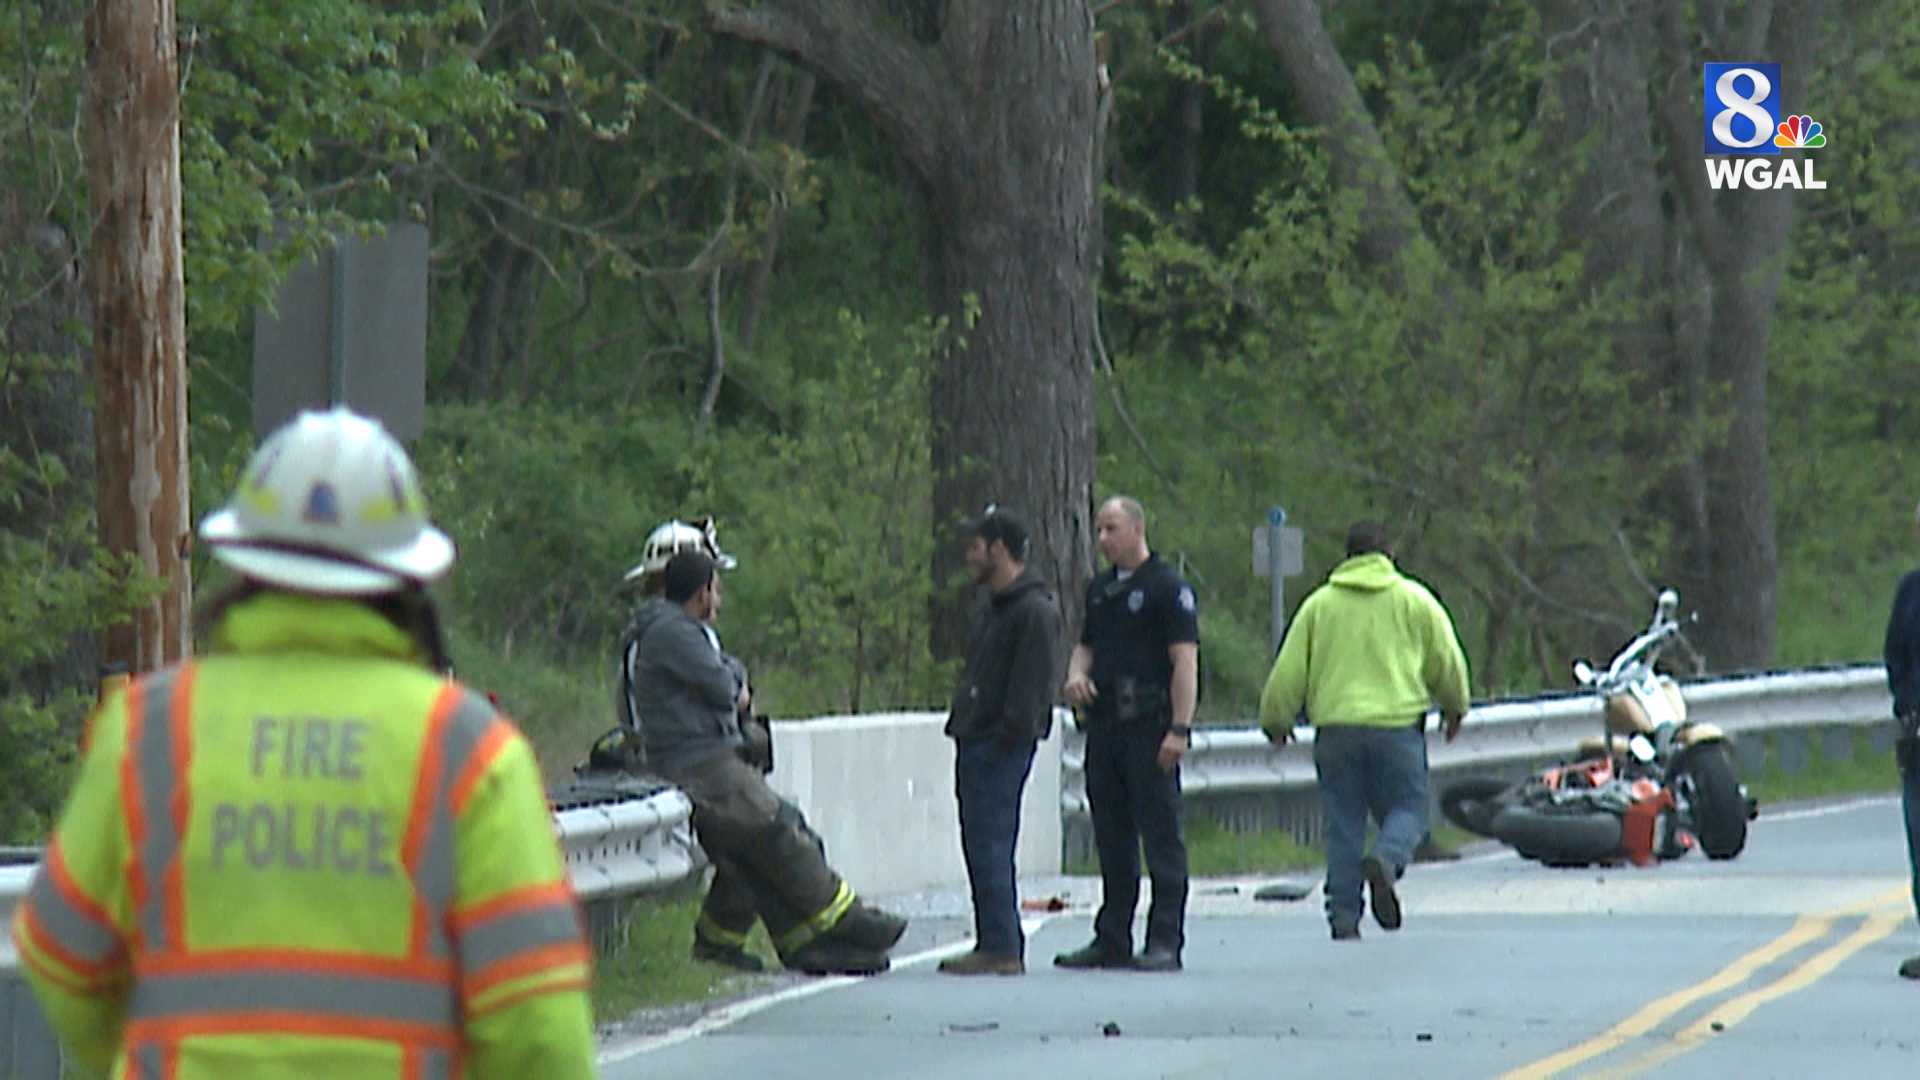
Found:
[1702,62,1829,191]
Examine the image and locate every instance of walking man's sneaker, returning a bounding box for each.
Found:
[1331,923,1362,941]
[1363,853,1402,931]
[938,949,1025,976]
[1054,940,1134,970]
[1899,954,1920,979]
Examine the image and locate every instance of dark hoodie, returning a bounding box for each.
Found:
[946,570,1065,744]
[623,598,744,775]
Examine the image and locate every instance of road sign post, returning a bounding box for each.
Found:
[1253,508,1304,657]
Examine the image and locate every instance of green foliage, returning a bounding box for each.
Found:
[1103,4,1680,705]
[590,884,776,1019]
[709,311,952,714]
[0,353,154,843]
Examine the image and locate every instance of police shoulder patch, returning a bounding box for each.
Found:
[1176,587,1197,613]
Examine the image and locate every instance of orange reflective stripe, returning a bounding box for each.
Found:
[44,841,121,936]
[127,1013,460,1050]
[125,667,189,955]
[465,940,593,998]
[119,672,150,950]
[18,902,119,986]
[403,684,461,960]
[449,881,575,935]
[24,842,128,975]
[449,720,514,816]
[137,948,455,985]
[466,974,592,1020]
[455,896,583,975]
[15,935,103,994]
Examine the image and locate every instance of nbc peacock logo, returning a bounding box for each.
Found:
[1772,114,1826,149]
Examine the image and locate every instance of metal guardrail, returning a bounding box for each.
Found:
[1061,665,1897,854]
[3,666,1896,971]
[556,786,704,904]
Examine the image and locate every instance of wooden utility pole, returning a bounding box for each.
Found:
[85,0,192,672]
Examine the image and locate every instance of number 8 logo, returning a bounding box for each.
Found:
[1704,63,1782,155]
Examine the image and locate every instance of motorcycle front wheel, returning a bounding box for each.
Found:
[1439,777,1512,838]
[1488,804,1622,865]
[1678,742,1749,859]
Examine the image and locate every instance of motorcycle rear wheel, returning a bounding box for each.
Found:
[1679,743,1748,860]
[1489,804,1622,865]
[1439,777,1512,838]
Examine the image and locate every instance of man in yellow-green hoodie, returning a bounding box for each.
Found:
[1258,522,1471,940]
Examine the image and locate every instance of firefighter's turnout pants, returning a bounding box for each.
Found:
[662,753,853,958]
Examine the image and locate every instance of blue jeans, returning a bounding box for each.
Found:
[955,737,1037,957]
[1904,764,1920,924]
[1313,724,1431,930]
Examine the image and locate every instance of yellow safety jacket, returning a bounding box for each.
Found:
[8,593,597,1078]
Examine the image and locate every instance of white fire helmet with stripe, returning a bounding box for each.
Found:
[623,517,737,584]
[198,407,454,594]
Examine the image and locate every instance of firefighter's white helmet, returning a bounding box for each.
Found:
[623,517,737,583]
[199,407,454,594]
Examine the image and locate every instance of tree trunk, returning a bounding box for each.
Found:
[737,69,817,352]
[709,1,1101,659]
[1249,0,1426,270]
[85,0,191,673]
[1649,0,1819,670]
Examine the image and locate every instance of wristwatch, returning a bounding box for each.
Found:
[1170,723,1193,737]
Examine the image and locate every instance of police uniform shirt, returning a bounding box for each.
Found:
[1081,553,1200,708]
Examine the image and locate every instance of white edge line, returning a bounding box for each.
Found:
[596,912,1060,1065]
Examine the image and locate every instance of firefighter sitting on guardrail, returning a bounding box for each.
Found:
[622,544,908,975]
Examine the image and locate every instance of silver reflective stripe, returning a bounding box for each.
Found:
[457,901,580,974]
[134,669,185,953]
[415,689,498,960]
[22,852,124,968]
[422,1047,454,1080]
[129,970,458,1030]
[131,1041,166,1079]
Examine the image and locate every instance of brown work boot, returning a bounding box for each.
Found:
[937,949,1024,976]
[1053,940,1133,970]
[1899,954,1920,980]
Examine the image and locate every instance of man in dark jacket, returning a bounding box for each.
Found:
[939,507,1064,976]
[631,551,908,975]
[1883,498,1920,979]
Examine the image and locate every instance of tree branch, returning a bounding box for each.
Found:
[705,1,947,177]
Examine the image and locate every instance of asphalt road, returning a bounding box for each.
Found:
[598,796,1918,1079]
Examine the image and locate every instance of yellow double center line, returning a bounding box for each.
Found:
[1503,885,1908,1080]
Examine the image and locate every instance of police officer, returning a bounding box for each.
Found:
[9,408,597,1077]
[1057,496,1198,973]
[1883,497,1920,980]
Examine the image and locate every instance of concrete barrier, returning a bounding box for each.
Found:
[765,709,1066,896]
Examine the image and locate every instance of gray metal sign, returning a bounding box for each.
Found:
[252,223,428,439]
[1252,522,1304,579]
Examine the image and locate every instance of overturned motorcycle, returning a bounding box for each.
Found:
[1440,589,1758,868]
